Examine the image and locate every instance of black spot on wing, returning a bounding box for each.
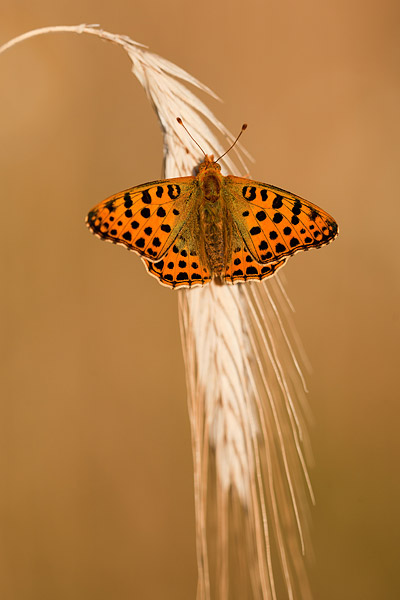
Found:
[123,193,132,208]
[142,189,152,204]
[291,201,302,215]
[157,207,166,217]
[176,271,188,281]
[242,186,256,201]
[167,184,181,199]
[250,226,261,236]
[272,195,283,209]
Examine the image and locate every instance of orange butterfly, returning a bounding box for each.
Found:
[86,124,338,289]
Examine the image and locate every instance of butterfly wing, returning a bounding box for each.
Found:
[223,176,338,264]
[86,177,197,261]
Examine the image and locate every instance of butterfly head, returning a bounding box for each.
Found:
[198,154,221,172]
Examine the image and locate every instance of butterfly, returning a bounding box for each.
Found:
[86,126,338,289]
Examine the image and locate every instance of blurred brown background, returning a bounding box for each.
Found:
[1,1,399,598]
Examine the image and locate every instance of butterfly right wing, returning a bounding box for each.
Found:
[86,177,197,261]
[223,176,338,265]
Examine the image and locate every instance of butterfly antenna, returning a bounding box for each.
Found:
[215,124,247,162]
[176,117,206,157]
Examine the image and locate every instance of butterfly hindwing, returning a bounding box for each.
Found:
[143,244,211,289]
[223,176,338,264]
[224,242,287,283]
[86,177,197,261]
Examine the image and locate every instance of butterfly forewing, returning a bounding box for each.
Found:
[223,177,338,264]
[86,177,196,261]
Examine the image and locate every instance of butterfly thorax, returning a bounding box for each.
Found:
[197,158,231,278]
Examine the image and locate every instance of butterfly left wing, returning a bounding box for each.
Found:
[223,176,338,264]
[86,177,197,261]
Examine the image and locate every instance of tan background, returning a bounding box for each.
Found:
[1,1,399,598]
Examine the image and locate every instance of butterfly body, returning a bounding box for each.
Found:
[195,156,233,280]
[87,155,338,289]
